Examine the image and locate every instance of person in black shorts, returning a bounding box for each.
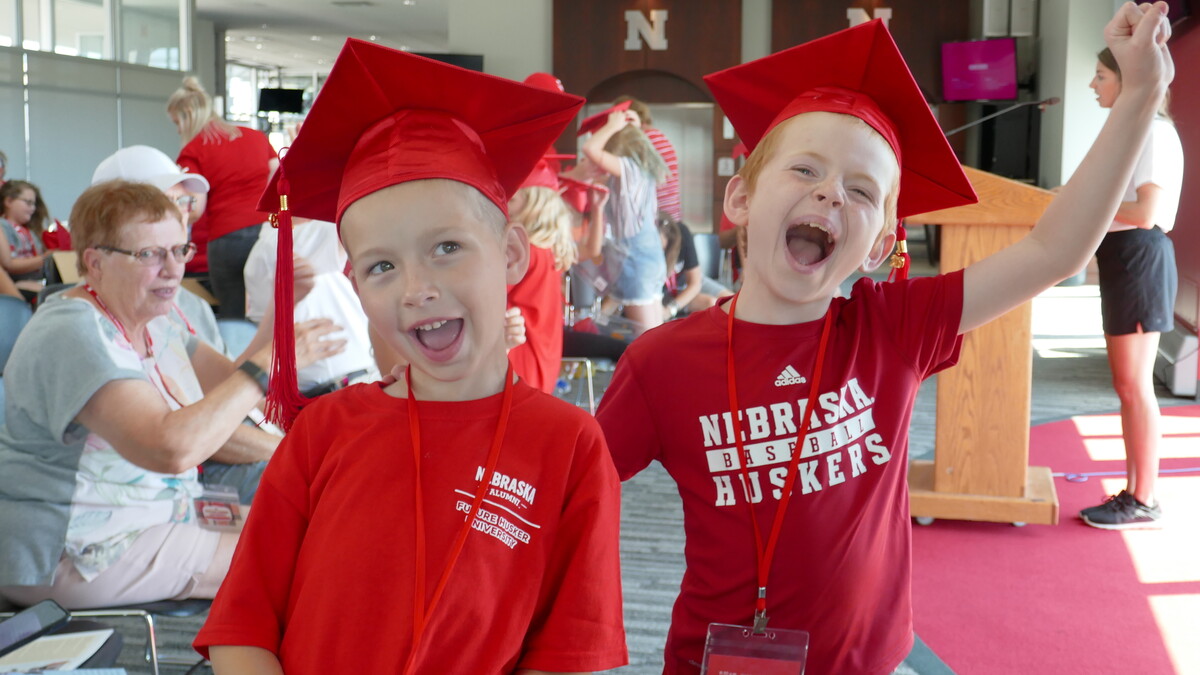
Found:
[1079,46,1184,530]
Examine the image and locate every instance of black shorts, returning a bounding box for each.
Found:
[1095,226,1177,335]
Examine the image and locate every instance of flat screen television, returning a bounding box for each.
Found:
[258,88,304,114]
[941,38,1017,102]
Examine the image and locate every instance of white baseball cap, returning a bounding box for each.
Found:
[92,145,210,194]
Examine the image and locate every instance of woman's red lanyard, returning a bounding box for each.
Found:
[725,293,834,634]
[402,364,514,674]
[83,284,189,409]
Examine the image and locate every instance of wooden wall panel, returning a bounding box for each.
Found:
[770,0,971,104]
[553,0,741,105]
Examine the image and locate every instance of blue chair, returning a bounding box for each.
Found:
[217,318,258,359]
[0,296,33,374]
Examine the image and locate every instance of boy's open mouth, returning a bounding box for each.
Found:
[413,318,464,352]
[786,222,834,265]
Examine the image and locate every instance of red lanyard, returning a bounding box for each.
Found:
[83,284,191,409]
[403,364,514,674]
[725,293,834,633]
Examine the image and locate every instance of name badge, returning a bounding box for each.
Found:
[194,485,243,531]
[701,623,809,675]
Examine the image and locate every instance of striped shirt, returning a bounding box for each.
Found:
[644,127,681,221]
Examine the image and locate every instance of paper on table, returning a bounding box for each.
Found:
[0,628,114,671]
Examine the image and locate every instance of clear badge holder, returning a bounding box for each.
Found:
[193,484,243,532]
[701,623,809,675]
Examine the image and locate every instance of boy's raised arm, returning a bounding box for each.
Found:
[959,1,1173,334]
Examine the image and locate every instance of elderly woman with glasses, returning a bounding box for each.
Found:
[0,180,345,609]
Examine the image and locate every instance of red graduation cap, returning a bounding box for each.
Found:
[259,39,584,225]
[576,100,632,137]
[520,158,560,191]
[704,20,976,223]
[259,39,583,427]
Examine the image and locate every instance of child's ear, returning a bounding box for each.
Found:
[503,222,531,285]
[724,175,750,228]
[861,226,898,272]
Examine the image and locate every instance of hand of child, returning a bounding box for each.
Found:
[292,318,348,369]
[588,183,611,213]
[1104,2,1174,94]
[292,254,317,306]
[504,306,526,351]
[603,109,629,131]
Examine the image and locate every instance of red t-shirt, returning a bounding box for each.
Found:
[508,245,564,393]
[645,127,681,221]
[176,125,276,241]
[194,381,627,673]
[597,272,964,675]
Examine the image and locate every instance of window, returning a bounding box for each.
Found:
[55,0,109,59]
[121,0,178,69]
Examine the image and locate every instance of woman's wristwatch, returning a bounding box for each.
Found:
[238,360,270,394]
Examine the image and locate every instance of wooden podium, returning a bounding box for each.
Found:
[906,167,1060,526]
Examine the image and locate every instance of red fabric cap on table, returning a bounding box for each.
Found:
[576,100,632,137]
[703,19,976,219]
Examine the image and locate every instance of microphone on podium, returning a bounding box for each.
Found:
[944,97,1061,138]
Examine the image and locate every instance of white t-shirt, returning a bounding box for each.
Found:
[1111,117,1184,233]
[243,220,377,390]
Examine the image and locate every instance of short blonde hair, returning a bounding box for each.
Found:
[510,186,577,271]
[737,114,900,247]
[167,76,242,145]
[71,180,180,275]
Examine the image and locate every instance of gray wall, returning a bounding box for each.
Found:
[0,47,187,220]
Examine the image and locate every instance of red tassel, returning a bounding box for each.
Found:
[887,221,910,283]
[264,160,311,430]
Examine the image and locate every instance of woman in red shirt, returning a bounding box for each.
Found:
[167,77,278,319]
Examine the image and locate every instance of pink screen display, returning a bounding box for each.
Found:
[941,39,1017,101]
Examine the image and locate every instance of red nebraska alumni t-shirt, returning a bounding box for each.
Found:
[597,271,964,675]
[195,380,627,673]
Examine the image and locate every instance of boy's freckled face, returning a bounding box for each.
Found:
[742,112,898,309]
[341,180,516,395]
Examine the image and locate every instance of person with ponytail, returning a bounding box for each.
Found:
[1077,46,1183,530]
[167,76,278,319]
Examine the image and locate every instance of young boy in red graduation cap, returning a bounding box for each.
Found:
[596,4,1173,674]
[193,39,628,674]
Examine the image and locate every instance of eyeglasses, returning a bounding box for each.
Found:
[97,242,197,266]
[174,195,197,211]
[16,198,35,207]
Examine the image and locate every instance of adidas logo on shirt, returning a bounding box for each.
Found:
[774,365,807,387]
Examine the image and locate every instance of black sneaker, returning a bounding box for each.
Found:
[1078,490,1133,520]
[1081,492,1162,530]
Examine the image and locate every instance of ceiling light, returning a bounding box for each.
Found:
[369,35,378,41]
[403,0,415,5]
[399,45,410,51]
[310,35,321,41]
[255,44,263,50]
[331,1,376,6]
